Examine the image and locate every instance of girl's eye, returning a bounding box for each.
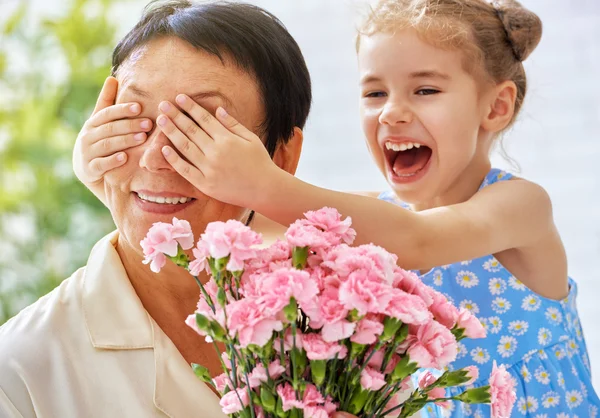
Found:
[364,91,387,98]
[416,88,440,96]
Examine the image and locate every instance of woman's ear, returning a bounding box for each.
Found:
[481,80,517,133]
[273,127,303,175]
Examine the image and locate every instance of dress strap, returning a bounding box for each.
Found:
[478,168,513,190]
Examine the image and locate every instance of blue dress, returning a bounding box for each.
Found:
[379,168,600,417]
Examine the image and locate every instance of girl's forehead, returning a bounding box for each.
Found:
[357,31,467,77]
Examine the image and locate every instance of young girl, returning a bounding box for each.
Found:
[74,0,599,416]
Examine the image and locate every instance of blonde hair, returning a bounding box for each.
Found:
[357,0,542,126]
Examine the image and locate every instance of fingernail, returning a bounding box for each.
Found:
[141,120,151,129]
[134,133,146,141]
[157,116,168,127]
[217,107,228,118]
[116,153,125,162]
[159,102,171,112]
[130,103,140,113]
[162,146,171,156]
[175,94,186,105]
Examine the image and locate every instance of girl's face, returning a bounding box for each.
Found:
[358,29,495,209]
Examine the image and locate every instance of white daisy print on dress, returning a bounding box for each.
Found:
[491,297,511,314]
[508,276,526,291]
[498,335,518,358]
[541,391,560,408]
[489,278,507,295]
[538,328,552,345]
[471,347,490,364]
[457,342,468,359]
[508,320,529,336]
[483,257,502,272]
[554,346,566,360]
[556,413,569,418]
[536,349,549,360]
[488,316,503,334]
[522,295,542,311]
[590,404,599,418]
[459,300,480,315]
[456,270,479,288]
[557,372,566,389]
[566,390,583,409]
[517,396,539,414]
[432,269,443,286]
[520,364,532,383]
[534,366,550,385]
[544,307,563,324]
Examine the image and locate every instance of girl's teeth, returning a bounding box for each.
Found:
[385,141,422,151]
[137,193,193,204]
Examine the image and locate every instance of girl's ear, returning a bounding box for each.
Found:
[481,80,517,133]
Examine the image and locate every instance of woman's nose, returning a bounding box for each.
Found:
[138,129,177,173]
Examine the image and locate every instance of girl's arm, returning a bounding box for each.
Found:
[253,169,554,271]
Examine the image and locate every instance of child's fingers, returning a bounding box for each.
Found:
[87,118,153,144]
[92,77,119,115]
[215,107,257,142]
[89,103,145,128]
[90,133,147,158]
[89,153,128,178]
[161,146,206,188]
[157,114,206,165]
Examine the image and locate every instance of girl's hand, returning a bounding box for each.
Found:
[73,76,153,203]
[156,94,278,208]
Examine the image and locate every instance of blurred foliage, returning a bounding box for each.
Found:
[0,0,126,324]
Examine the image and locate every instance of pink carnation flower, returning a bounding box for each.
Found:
[200,219,262,271]
[140,218,194,273]
[259,268,319,315]
[247,360,287,388]
[456,308,487,339]
[226,298,283,348]
[394,269,434,307]
[219,388,250,414]
[351,317,384,345]
[489,361,517,418]
[302,332,348,361]
[284,220,330,249]
[386,289,433,325]
[303,207,356,245]
[212,373,231,393]
[404,321,458,369]
[428,289,460,329]
[303,384,325,406]
[188,240,209,276]
[276,383,304,411]
[360,366,387,391]
[339,272,393,316]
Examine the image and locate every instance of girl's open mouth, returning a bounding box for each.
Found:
[384,141,432,179]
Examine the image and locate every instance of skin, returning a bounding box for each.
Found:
[73,36,303,377]
[153,29,569,301]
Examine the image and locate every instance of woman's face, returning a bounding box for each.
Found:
[105,36,265,256]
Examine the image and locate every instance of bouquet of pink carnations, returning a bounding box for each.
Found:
[141,207,516,418]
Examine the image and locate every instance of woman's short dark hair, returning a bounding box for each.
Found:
[112,0,312,155]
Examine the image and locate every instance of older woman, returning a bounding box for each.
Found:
[0,1,310,416]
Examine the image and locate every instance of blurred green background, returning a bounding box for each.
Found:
[0,0,120,324]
